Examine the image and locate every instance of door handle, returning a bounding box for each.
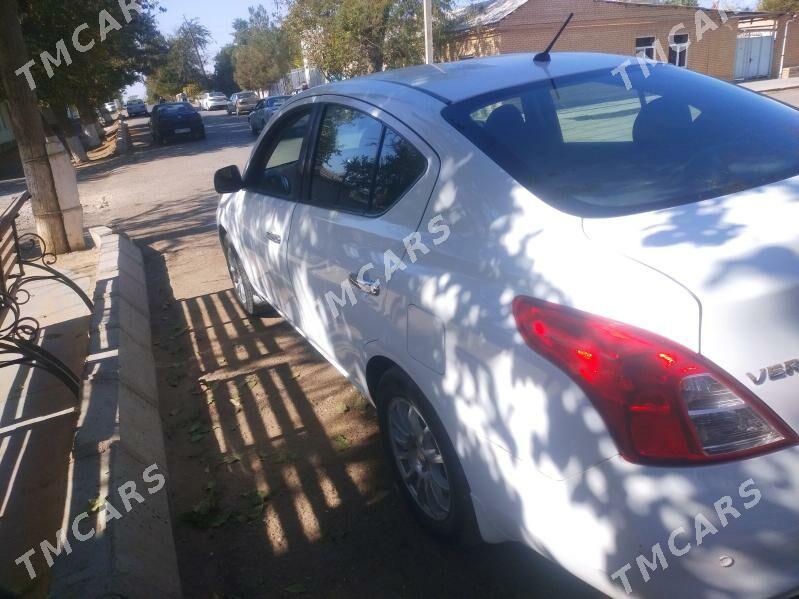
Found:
[348,273,381,296]
[266,232,281,244]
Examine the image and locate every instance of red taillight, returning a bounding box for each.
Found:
[512,296,798,465]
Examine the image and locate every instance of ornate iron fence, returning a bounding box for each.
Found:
[0,191,93,397]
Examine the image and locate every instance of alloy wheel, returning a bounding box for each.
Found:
[227,249,247,306]
[387,397,452,521]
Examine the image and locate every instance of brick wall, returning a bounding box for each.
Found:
[449,0,738,80]
[773,15,799,77]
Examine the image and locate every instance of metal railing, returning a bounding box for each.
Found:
[0,191,93,397]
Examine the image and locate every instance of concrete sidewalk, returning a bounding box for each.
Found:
[0,248,97,597]
[739,76,799,92]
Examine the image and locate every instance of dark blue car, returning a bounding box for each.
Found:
[150,102,205,144]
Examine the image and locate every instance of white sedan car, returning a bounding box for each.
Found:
[215,53,799,598]
[199,91,228,111]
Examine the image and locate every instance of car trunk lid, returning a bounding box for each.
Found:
[582,176,799,434]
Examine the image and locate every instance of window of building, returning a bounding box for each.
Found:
[635,36,657,60]
[669,33,689,68]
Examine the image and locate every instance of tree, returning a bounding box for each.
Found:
[282,0,453,80]
[759,0,799,11]
[231,6,297,91]
[213,44,240,96]
[146,18,211,98]
[0,0,69,253]
[18,0,164,159]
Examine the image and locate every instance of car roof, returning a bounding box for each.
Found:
[308,52,630,104]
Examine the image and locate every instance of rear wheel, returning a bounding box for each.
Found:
[377,367,477,543]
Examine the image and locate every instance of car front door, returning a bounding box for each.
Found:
[239,102,315,316]
[285,98,439,381]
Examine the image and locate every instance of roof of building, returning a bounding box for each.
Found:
[450,0,527,31]
[450,0,782,33]
[309,52,630,105]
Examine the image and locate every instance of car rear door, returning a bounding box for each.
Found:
[285,97,439,380]
[239,100,315,315]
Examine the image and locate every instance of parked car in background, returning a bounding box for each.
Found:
[199,92,228,111]
[103,101,119,115]
[227,91,259,116]
[215,53,799,599]
[248,95,290,135]
[125,98,147,118]
[150,102,205,144]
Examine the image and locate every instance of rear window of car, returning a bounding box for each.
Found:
[442,65,799,217]
[159,103,196,116]
[267,97,287,108]
[239,92,257,98]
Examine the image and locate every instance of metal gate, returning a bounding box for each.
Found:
[735,32,775,80]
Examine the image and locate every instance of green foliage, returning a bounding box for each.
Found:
[146,17,212,99]
[230,5,297,91]
[212,44,240,96]
[18,0,164,109]
[282,0,454,80]
[758,0,799,11]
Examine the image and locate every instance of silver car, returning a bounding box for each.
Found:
[247,95,289,135]
[227,91,259,116]
[200,92,228,111]
[125,99,147,118]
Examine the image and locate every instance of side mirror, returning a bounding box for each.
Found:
[214,165,243,194]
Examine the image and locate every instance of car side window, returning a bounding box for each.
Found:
[249,109,311,198]
[310,105,383,214]
[310,104,427,215]
[370,128,427,215]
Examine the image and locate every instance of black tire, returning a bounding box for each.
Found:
[376,367,477,544]
[222,239,270,317]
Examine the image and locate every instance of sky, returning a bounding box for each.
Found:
[124,0,754,100]
[125,0,278,99]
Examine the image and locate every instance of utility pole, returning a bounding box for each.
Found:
[423,0,434,65]
[0,0,70,254]
[183,15,209,87]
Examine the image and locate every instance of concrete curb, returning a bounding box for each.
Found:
[116,121,131,155]
[52,227,181,598]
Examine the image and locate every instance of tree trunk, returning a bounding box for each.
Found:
[52,104,89,164]
[76,99,102,148]
[0,0,70,254]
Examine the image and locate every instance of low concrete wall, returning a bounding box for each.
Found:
[116,121,131,155]
[52,227,181,598]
